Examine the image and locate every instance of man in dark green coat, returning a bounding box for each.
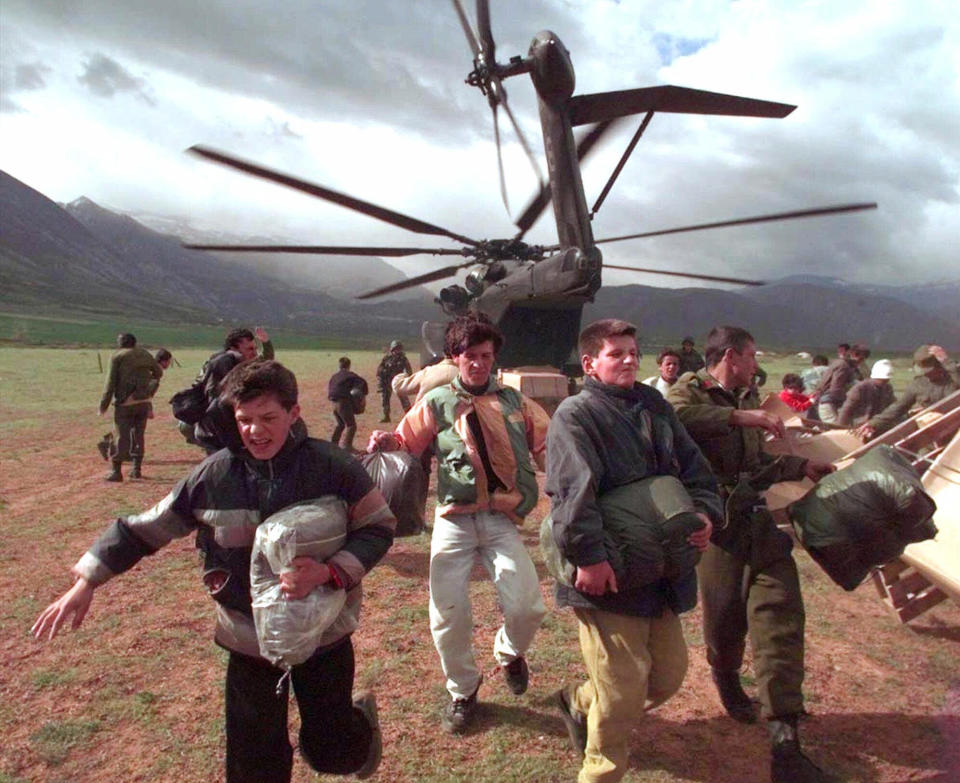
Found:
[668,325,837,783]
[98,333,163,482]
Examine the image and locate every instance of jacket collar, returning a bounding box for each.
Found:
[584,376,674,416]
[452,375,501,399]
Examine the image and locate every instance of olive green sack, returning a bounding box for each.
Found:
[541,475,705,589]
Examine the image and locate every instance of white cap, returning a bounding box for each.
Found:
[871,359,893,379]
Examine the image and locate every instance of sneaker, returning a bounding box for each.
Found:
[555,687,587,758]
[502,656,529,695]
[353,692,381,779]
[440,679,480,734]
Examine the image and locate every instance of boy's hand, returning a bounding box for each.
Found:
[367,430,399,452]
[32,577,94,641]
[575,561,618,596]
[279,557,331,600]
[254,326,269,343]
[688,513,713,551]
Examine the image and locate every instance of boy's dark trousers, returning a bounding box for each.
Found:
[225,637,372,783]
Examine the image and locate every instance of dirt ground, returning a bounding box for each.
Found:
[1,349,958,782]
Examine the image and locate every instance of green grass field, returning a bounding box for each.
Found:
[1,344,956,783]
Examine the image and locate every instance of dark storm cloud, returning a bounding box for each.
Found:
[77,53,156,105]
[6,0,585,146]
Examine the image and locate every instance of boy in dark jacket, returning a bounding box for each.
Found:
[545,319,720,783]
[34,360,395,783]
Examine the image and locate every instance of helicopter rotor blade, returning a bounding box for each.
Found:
[514,119,617,239]
[603,264,766,287]
[183,243,467,258]
[356,262,474,299]
[491,102,510,212]
[476,0,495,65]
[581,203,878,247]
[188,145,479,246]
[450,0,480,57]
[568,84,796,126]
[496,76,546,191]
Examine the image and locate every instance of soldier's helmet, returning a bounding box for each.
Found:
[390,340,402,351]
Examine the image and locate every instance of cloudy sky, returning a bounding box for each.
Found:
[2,0,957,289]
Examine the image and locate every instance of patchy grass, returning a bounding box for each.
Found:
[29,720,102,765]
[2,345,957,782]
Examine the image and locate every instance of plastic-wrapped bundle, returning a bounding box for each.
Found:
[788,445,937,590]
[250,497,349,670]
[598,475,704,588]
[541,475,704,589]
[361,450,426,536]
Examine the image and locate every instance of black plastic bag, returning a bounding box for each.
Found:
[788,445,937,590]
[361,450,426,536]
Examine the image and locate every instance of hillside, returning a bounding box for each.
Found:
[585,280,960,352]
[0,171,435,339]
[2,169,957,352]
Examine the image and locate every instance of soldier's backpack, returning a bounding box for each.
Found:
[169,353,221,424]
[170,382,208,424]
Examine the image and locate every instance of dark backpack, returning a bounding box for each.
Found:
[170,382,208,425]
[170,354,220,425]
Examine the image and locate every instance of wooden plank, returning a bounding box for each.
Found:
[902,430,960,606]
[876,559,911,580]
[893,586,948,624]
[843,389,960,461]
[895,407,960,452]
[887,571,935,606]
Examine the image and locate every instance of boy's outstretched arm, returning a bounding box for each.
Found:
[32,577,95,641]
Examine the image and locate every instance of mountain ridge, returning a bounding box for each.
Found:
[2,169,957,352]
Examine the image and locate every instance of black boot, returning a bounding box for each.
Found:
[769,717,837,783]
[105,459,123,482]
[130,458,142,479]
[711,668,757,723]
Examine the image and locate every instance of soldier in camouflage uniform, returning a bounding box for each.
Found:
[375,340,412,423]
[668,325,837,783]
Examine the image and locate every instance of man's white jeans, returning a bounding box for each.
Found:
[429,509,547,700]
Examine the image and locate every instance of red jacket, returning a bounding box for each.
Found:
[779,388,812,412]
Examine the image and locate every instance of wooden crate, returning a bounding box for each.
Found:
[870,558,948,623]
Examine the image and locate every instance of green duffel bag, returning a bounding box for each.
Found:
[599,475,704,589]
[787,445,937,590]
[540,475,705,590]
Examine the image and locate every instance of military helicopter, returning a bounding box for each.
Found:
[185,0,875,370]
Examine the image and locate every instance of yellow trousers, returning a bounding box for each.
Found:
[570,607,688,783]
